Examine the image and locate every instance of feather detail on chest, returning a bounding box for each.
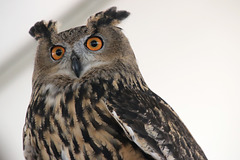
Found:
[24,68,153,160]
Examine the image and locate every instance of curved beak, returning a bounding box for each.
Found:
[71,55,81,78]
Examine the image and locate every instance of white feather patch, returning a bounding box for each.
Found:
[61,150,68,160]
[111,110,162,160]
[61,148,69,160]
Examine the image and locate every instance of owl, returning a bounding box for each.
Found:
[23,7,207,160]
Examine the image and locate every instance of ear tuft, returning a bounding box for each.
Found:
[29,20,58,40]
[87,7,130,29]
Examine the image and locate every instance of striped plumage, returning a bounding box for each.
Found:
[23,7,207,160]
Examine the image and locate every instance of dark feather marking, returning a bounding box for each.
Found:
[122,110,138,120]
[124,115,165,157]
[95,7,130,26]
[43,139,52,156]
[84,153,90,160]
[102,145,113,160]
[72,136,80,154]
[93,106,126,143]
[111,141,121,152]
[75,92,89,127]
[29,112,36,130]
[90,117,101,130]
[49,105,54,115]
[33,84,42,96]
[54,119,70,146]
[78,84,87,101]
[75,97,89,127]
[42,114,50,131]
[85,105,92,114]
[70,118,75,127]
[140,133,165,157]
[29,21,52,40]
[163,123,170,133]
[31,128,35,138]
[180,138,192,157]
[47,21,53,28]
[108,90,148,123]
[75,85,90,126]
[97,18,112,26]
[50,141,61,158]
[61,99,70,118]
[91,81,105,100]
[63,87,73,122]
[65,86,73,103]
[81,128,90,143]
[31,138,40,160]
[185,143,191,158]
[81,128,101,155]
[33,96,45,116]
[108,141,123,160]
[115,10,130,21]
[117,79,125,91]
[136,79,145,91]
[116,153,123,160]
[106,77,115,90]
[83,147,90,160]
[35,136,40,151]
[38,129,43,140]
[68,149,76,160]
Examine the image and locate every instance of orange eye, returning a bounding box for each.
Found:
[86,37,103,51]
[51,46,65,60]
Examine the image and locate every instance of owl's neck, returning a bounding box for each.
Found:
[75,59,149,91]
[32,59,148,102]
[29,62,149,122]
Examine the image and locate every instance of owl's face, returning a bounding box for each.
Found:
[30,8,135,88]
[33,24,132,82]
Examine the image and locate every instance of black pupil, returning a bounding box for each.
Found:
[56,49,62,56]
[90,40,98,47]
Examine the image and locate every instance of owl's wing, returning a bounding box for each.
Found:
[104,87,207,160]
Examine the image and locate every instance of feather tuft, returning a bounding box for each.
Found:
[87,7,130,29]
[29,20,58,40]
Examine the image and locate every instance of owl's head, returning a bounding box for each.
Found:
[30,7,137,86]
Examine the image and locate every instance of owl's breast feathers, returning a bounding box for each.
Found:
[23,61,207,160]
[24,64,149,160]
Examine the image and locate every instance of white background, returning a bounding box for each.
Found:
[0,0,240,159]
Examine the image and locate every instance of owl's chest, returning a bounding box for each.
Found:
[25,91,147,160]
[54,95,129,159]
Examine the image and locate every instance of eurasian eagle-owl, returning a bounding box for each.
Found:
[23,7,207,160]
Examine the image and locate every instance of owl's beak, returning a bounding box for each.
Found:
[71,55,81,78]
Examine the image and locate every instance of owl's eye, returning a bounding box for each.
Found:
[51,46,65,60]
[86,37,103,51]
